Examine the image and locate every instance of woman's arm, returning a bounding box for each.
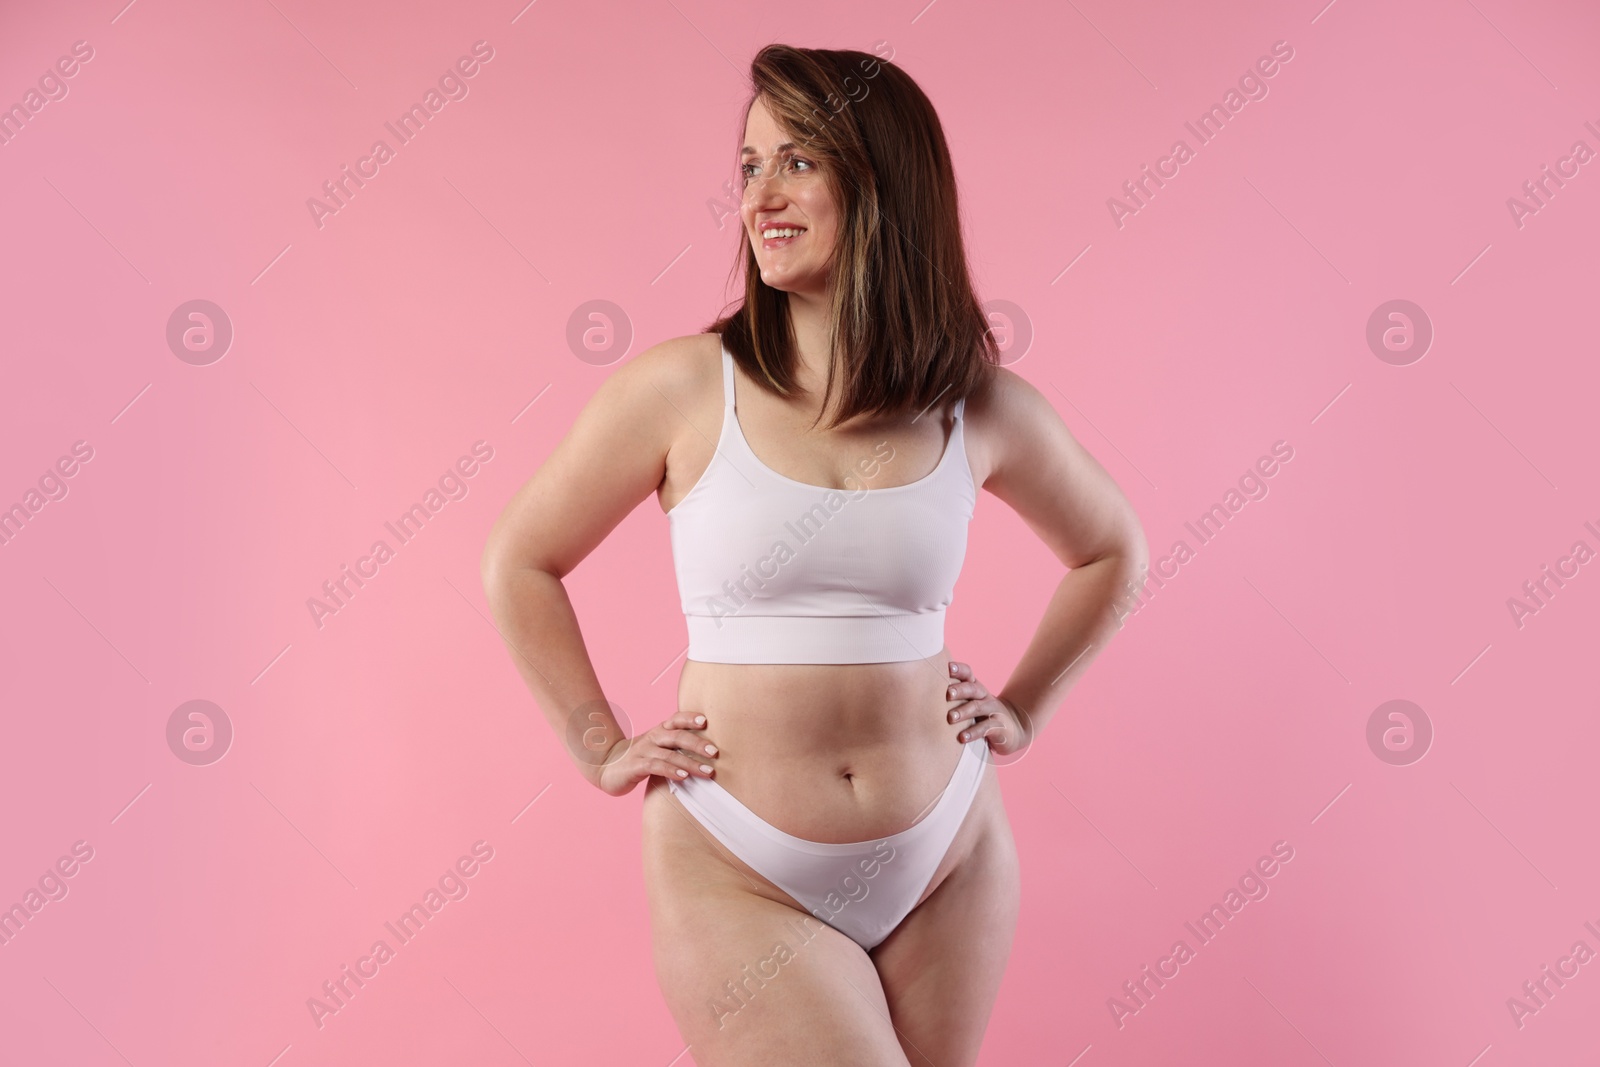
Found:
[976,367,1150,746]
[479,336,716,792]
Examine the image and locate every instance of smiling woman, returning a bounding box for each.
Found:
[481,41,1148,1067]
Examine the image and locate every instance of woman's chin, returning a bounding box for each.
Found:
[759,270,825,298]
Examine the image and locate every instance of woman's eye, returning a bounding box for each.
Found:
[740,158,813,181]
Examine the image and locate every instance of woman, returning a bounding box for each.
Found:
[481,45,1147,1066]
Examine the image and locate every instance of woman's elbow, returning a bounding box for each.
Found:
[1125,524,1150,573]
[479,536,528,603]
[1104,520,1149,585]
[480,536,565,605]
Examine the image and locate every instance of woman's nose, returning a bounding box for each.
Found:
[744,176,779,204]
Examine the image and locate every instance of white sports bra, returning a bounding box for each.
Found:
[666,339,976,664]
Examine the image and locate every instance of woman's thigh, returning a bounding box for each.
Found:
[641,778,914,1067]
[870,766,1021,1067]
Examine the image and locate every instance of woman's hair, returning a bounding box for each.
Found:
[704,43,997,430]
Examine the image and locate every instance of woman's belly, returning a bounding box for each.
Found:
[674,643,967,843]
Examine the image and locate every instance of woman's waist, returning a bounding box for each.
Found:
[677,650,956,748]
[678,737,974,843]
[674,651,969,840]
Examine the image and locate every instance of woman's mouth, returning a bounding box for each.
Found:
[760,226,806,249]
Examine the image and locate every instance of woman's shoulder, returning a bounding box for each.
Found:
[598,332,725,436]
[618,332,722,389]
[958,363,1064,492]
[961,361,1045,425]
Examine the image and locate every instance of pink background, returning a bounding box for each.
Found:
[3,0,1597,1063]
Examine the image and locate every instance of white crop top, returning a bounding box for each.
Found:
[666,340,976,664]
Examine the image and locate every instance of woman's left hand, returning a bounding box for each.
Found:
[946,660,1034,758]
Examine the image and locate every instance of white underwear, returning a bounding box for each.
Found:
[668,738,989,950]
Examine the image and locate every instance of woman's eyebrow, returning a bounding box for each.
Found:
[741,141,799,156]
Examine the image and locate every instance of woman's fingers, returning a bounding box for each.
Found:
[597,730,713,795]
[648,752,715,779]
[948,704,984,728]
[959,700,1034,756]
[644,721,715,756]
[958,707,1023,745]
[606,715,717,786]
[946,661,971,698]
[945,661,991,703]
[958,715,994,742]
[643,744,715,779]
[663,728,717,758]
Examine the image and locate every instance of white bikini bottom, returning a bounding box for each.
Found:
[668,738,989,951]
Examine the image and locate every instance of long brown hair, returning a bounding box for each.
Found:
[704,44,998,431]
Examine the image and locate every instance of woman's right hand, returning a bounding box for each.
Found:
[594,712,720,796]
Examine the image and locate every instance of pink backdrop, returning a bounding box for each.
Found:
[3,0,1597,1063]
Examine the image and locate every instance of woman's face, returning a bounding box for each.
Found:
[739,96,838,299]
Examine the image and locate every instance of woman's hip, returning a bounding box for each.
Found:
[642,739,1005,930]
[680,712,974,843]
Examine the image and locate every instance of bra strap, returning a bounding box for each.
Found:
[953,395,966,420]
[721,346,736,409]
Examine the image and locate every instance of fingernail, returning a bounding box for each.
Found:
[677,769,688,777]
[695,715,706,725]
[700,764,713,774]
[705,744,717,755]
[948,662,957,676]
